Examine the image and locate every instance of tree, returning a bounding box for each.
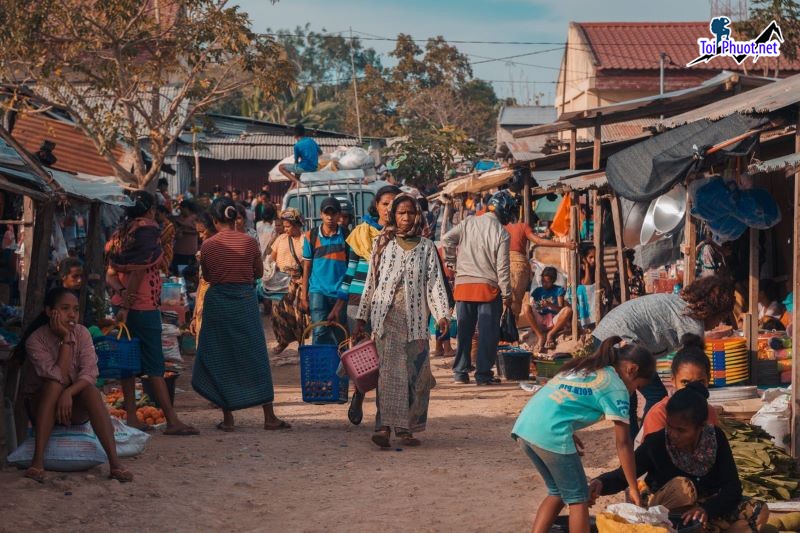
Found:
[0,0,295,189]
[390,126,478,191]
[735,0,800,76]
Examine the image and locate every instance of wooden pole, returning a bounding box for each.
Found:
[593,191,602,321]
[747,228,759,385]
[523,178,531,226]
[570,192,579,340]
[19,197,35,310]
[592,117,602,170]
[791,106,800,457]
[684,193,697,287]
[569,129,577,171]
[610,195,628,303]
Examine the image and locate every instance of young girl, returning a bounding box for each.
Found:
[640,334,718,439]
[16,288,132,483]
[512,336,654,533]
[591,383,768,531]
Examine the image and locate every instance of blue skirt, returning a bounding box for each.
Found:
[192,283,275,410]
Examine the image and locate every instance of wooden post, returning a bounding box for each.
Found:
[791,106,800,457]
[747,228,759,385]
[570,192,579,340]
[19,197,35,310]
[23,201,55,326]
[592,117,602,170]
[80,202,104,319]
[610,195,628,303]
[569,129,577,171]
[684,193,697,287]
[523,179,531,226]
[593,191,603,321]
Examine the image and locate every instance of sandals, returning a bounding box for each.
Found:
[272,343,288,356]
[264,420,292,431]
[216,421,235,433]
[24,467,45,483]
[109,468,134,483]
[348,391,364,426]
[544,339,556,351]
[397,434,421,447]
[371,428,391,448]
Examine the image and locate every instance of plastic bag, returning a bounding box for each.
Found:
[597,504,673,533]
[7,423,106,472]
[338,147,373,170]
[161,323,182,363]
[111,417,150,458]
[752,391,790,450]
[499,309,519,343]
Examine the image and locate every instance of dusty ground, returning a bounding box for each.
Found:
[0,322,623,533]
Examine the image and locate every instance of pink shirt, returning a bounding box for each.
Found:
[24,325,98,395]
[110,265,162,311]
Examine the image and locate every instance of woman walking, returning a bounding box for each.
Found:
[329,185,400,425]
[192,198,289,431]
[354,194,451,448]
[109,191,197,436]
[269,208,309,355]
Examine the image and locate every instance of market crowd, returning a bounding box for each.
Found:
[16,153,777,531]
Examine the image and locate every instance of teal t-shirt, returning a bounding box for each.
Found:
[512,366,630,454]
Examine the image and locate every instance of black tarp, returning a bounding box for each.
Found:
[606,113,767,202]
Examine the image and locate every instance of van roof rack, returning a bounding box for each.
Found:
[299,169,375,185]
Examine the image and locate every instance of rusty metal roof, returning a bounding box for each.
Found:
[659,73,800,128]
[176,133,359,161]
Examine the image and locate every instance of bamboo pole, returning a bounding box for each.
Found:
[684,193,697,287]
[610,195,627,303]
[593,118,602,170]
[569,129,577,171]
[523,179,531,226]
[570,192,579,340]
[593,191,602,321]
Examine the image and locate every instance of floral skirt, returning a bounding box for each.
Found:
[270,279,308,346]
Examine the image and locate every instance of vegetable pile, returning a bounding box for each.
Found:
[719,417,799,501]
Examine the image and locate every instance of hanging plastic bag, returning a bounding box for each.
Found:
[111,417,151,457]
[550,194,572,238]
[499,308,519,343]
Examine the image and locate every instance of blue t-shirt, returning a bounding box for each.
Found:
[294,137,320,172]
[302,226,348,298]
[512,366,630,454]
[531,285,566,315]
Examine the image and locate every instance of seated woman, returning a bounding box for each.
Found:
[640,334,718,440]
[17,288,132,483]
[590,383,767,532]
[521,266,572,352]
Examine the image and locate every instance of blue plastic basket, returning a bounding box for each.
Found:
[299,321,349,404]
[94,324,141,379]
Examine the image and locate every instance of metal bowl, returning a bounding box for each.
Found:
[652,184,687,234]
[622,200,650,248]
[640,200,660,246]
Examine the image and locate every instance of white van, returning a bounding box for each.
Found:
[281,171,392,229]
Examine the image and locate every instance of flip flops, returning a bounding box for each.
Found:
[24,467,45,483]
[216,421,235,433]
[109,468,134,483]
[264,420,292,431]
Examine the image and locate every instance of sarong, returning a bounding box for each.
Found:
[374,287,435,433]
[270,279,307,346]
[510,251,532,319]
[192,283,274,410]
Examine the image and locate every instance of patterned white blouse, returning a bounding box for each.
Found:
[357,237,451,341]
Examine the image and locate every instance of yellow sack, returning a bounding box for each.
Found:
[596,513,671,533]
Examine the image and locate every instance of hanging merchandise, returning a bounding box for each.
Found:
[1,225,15,250]
[732,187,781,229]
[549,194,572,238]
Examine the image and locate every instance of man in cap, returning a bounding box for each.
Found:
[443,190,513,385]
[301,196,349,345]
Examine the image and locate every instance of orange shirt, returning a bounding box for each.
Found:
[641,396,719,438]
[454,282,500,303]
[504,222,529,254]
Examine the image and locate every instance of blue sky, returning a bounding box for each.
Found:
[235,0,713,103]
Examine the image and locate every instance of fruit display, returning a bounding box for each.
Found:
[719,417,799,501]
[103,388,166,425]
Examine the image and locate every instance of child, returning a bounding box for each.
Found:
[640,334,719,440]
[512,336,654,533]
[58,257,84,290]
[591,383,767,531]
[522,267,572,352]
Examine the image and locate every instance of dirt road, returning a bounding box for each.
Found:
[0,330,624,532]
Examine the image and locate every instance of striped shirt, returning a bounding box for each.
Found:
[200,230,263,285]
[338,249,370,303]
[302,226,348,298]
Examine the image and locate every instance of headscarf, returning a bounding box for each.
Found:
[371,194,423,281]
[279,207,304,226]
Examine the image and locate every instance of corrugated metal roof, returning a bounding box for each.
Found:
[498,106,557,126]
[576,22,800,72]
[12,113,127,177]
[748,153,800,175]
[49,170,133,206]
[659,73,800,128]
[205,114,358,139]
[176,134,359,161]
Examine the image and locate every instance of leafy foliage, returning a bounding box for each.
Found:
[390,126,478,191]
[735,0,800,74]
[0,0,295,188]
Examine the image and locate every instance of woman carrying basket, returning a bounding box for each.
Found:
[192,198,290,432]
[353,194,451,448]
[270,208,309,355]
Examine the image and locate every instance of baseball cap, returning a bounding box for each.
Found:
[339,199,354,215]
[320,196,342,213]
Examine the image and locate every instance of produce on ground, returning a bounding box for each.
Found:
[719,417,799,501]
[103,389,166,425]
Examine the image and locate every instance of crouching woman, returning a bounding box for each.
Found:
[590,382,767,532]
[17,288,132,483]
